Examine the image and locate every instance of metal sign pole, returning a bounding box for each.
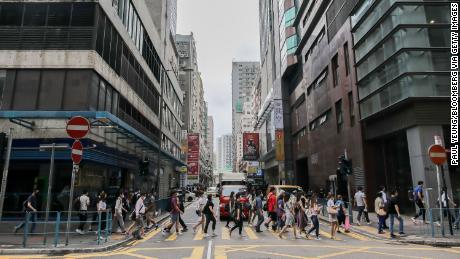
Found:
[436,164,444,236]
[0,128,13,221]
[43,143,56,245]
[65,163,78,245]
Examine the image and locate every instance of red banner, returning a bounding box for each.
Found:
[187,133,199,176]
[243,133,259,161]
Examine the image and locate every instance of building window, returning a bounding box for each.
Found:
[343,42,350,76]
[348,91,355,127]
[332,54,339,87]
[335,99,343,133]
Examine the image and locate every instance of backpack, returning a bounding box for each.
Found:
[73,196,81,210]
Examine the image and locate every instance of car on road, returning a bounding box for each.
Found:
[218,185,250,220]
[206,186,218,196]
[268,185,304,197]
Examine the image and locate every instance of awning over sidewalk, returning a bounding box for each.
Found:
[0,110,186,167]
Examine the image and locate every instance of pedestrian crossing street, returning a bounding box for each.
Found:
[137,224,373,243]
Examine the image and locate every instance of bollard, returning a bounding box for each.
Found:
[54,212,60,247]
[23,212,30,248]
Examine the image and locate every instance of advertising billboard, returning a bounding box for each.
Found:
[187,133,199,176]
[243,133,260,161]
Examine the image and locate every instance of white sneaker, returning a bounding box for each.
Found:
[211,233,217,237]
[411,217,417,224]
[356,222,361,226]
[76,229,82,234]
[316,237,321,240]
[203,234,209,238]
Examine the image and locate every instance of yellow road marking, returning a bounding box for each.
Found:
[215,246,228,259]
[317,247,369,258]
[239,248,314,259]
[244,227,258,240]
[221,227,230,240]
[119,252,158,259]
[363,250,431,259]
[319,230,342,240]
[166,232,178,241]
[355,225,391,238]
[341,230,370,241]
[182,246,205,259]
[193,228,204,240]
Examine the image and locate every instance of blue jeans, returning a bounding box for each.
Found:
[389,214,403,235]
[15,211,37,233]
[454,208,460,226]
[377,215,385,233]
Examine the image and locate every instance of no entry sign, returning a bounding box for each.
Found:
[71,140,83,164]
[428,144,447,165]
[66,116,90,139]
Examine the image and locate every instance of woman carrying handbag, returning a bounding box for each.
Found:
[327,194,338,239]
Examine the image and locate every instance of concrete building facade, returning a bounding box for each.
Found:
[0,0,185,209]
[217,134,233,174]
[231,61,260,172]
[175,33,210,186]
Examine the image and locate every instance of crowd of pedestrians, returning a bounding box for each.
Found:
[11,180,460,242]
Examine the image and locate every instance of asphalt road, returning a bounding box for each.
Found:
[3,198,460,259]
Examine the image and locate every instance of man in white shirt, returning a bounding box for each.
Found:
[135,193,146,237]
[76,190,90,234]
[354,187,370,225]
[115,192,127,233]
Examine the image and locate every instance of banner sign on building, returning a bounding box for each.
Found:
[275,130,285,161]
[243,133,259,161]
[274,99,284,129]
[187,133,199,176]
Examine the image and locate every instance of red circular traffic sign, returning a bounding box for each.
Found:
[71,140,83,164]
[428,144,447,165]
[66,116,90,139]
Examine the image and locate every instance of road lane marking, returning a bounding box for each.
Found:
[355,225,391,238]
[319,230,342,240]
[317,247,368,258]
[215,246,228,259]
[244,227,258,240]
[363,250,431,259]
[119,252,158,259]
[193,228,204,240]
[207,240,212,259]
[341,230,370,241]
[166,232,178,241]
[183,246,205,259]
[221,227,230,240]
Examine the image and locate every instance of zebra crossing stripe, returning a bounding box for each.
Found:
[194,228,204,240]
[221,227,230,240]
[244,227,258,240]
[166,232,178,241]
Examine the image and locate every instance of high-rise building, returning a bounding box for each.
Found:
[0,0,185,205]
[217,135,233,173]
[232,61,260,172]
[176,33,210,185]
[351,0,453,208]
[207,116,214,166]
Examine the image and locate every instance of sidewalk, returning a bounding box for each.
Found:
[318,209,460,247]
[0,201,193,255]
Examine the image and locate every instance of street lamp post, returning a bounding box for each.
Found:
[39,143,69,245]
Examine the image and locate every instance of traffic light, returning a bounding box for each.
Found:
[139,158,149,176]
[338,155,353,175]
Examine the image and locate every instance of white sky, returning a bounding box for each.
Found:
[176,0,261,150]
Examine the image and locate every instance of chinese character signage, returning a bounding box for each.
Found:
[243,133,259,161]
[273,99,284,129]
[275,130,285,161]
[187,133,199,176]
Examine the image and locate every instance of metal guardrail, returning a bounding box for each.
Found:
[0,210,112,248]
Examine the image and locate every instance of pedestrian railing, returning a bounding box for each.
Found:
[423,208,460,238]
[0,210,112,248]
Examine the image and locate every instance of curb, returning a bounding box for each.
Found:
[0,201,194,255]
[398,239,460,247]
